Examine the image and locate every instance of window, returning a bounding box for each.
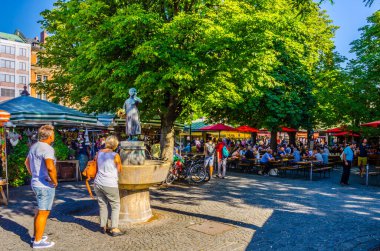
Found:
[19,48,27,57]
[1,88,15,97]
[0,45,15,54]
[43,76,48,82]
[0,74,15,83]
[36,92,47,100]
[19,76,27,84]
[0,59,15,69]
[36,75,42,82]
[19,62,26,71]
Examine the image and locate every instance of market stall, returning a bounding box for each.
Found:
[0,110,10,205]
[0,88,105,186]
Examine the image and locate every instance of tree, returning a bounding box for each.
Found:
[313,11,380,138]
[206,0,337,150]
[39,0,275,160]
[347,11,380,125]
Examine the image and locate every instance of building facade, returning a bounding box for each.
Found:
[29,31,52,100]
[0,32,31,101]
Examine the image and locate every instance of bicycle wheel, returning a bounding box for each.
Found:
[165,172,176,184]
[189,164,206,183]
[165,166,176,184]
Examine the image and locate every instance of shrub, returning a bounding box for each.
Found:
[8,130,69,187]
[54,130,69,161]
[8,134,30,187]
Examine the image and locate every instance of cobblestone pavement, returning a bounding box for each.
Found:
[1,168,380,251]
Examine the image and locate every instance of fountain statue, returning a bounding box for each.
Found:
[123,88,142,140]
[118,88,170,224]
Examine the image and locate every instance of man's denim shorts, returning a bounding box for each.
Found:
[204,156,214,167]
[32,186,56,210]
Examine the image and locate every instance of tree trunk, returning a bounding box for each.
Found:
[270,130,277,151]
[159,93,181,162]
[288,132,296,146]
[251,132,257,145]
[307,129,314,150]
[160,114,176,162]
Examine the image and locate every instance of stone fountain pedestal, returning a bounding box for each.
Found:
[118,141,170,224]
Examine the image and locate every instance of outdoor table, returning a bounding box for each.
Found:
[0,179,8,205]
[270,160,283,168]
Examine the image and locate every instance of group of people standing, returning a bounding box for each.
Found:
[25,125,124,249]
[204,137,229,179]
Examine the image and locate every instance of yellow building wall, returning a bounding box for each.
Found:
[30,48,53,99]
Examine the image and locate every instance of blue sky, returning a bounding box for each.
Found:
[0,0,378,60]
[321,0,380,60]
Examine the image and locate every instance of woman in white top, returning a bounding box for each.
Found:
[94,136,123,236]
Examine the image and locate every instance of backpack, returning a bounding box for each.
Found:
[206,143,215,156]
[82,153,98,199]
[222,146,229,158]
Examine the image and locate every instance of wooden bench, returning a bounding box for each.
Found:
[313,165,333,178]
[238,159,258,173]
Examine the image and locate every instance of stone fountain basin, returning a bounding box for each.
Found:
[118,160,171,190]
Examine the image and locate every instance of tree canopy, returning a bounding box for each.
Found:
[38,0,348,155]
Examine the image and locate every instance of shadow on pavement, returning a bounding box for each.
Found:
[152,205,259,230]
[0,215,31,246]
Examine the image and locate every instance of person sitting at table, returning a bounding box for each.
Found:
[239,146,247,156]
[245,146,255,159]
[278,147,286,157]
[260,149,275,176]
[313,149,323,164]
[322,148,329,164]
[300,147,308,159]
[231,148,240,158]
[285,145,292,154]
[292,147,301,163]
[308,148,313,157]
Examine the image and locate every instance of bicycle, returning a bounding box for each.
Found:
[165,155,205,184]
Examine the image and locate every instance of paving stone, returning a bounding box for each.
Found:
[0,168,380,250]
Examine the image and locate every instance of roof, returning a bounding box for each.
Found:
[0,95,98,125]
[183,121,208,132]
[96,113,115,126]
[0,32,26,43]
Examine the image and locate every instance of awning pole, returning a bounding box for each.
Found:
[4,125,9,202]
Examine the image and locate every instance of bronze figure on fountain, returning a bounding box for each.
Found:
[123,88,142,141]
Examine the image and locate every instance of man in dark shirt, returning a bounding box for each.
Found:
[244,146,255,159]
[358,138,368,177]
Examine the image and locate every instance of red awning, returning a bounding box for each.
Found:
[236,125,259,133]
[326,127,344,133]
[361,120,380,128]
[279,127,298,132]
[199,123,235,131]
[332,131,360,137]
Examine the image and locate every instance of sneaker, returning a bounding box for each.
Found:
[31,235,48,243]
[33,240,55,249]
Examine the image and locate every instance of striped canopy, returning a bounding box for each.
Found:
[0,95,98,126]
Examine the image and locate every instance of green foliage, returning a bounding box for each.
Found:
[206,0,336,134]
[8,134,30,187]
[54,131,69,161]
[347,11,380,125]
[314,10,380,134]
[38,0,359,155]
